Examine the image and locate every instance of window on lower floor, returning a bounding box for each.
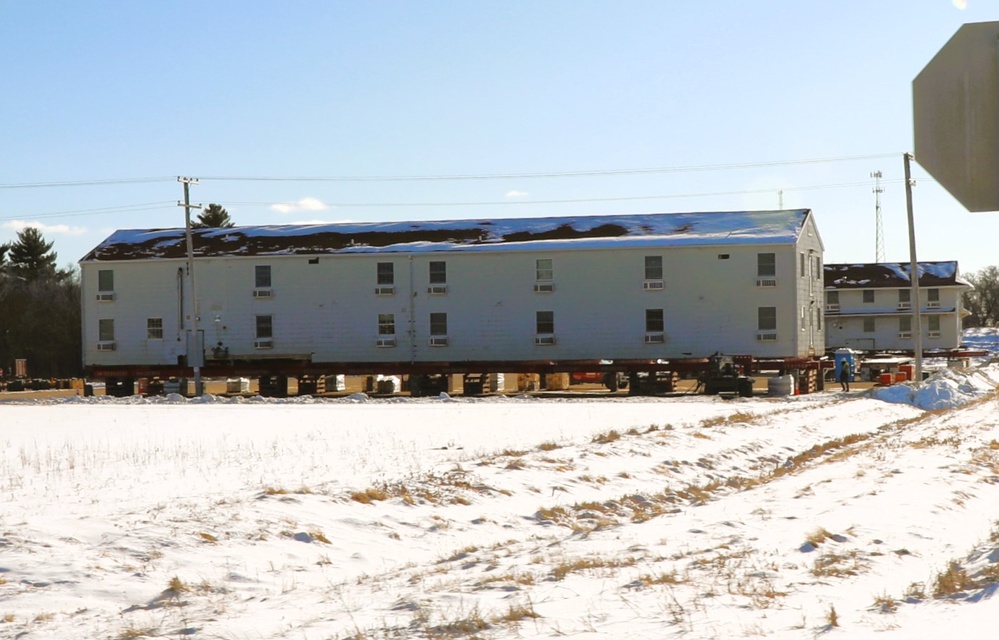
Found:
[378,313,396,336]
[147,318,163,340]
[430,312,447,336]
[255,315,273,339]
[899,316,912,334]
[863,318,875,332]
[645,308,664,333]
[758,306,777,331]
[928,315,941,332]
[536,310,554,335]
[98,318,115,342]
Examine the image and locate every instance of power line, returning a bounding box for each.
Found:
[199,153,902,183]
[0,177,175,189]
[224,179,908,209]
[0,202,176,222]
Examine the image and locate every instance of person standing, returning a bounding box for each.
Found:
[838,365,850,392]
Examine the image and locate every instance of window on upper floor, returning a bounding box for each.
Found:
[536,258,553,281]
[377,262,394,285]
[826,291,839,306]
[899,288,911,303]
[863,290,875,304]
[147,318,163,340]
[927,288,940,305]
[255,265,272,289]
[429,261,447,284]
[645,256,663,281]
[98,269,114,292]
[800,253,806,278]
[757,253,776,277]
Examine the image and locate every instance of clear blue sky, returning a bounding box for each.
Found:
[1,1,994,272]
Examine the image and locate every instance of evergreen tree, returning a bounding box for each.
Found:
[191,204,235,229]
[7,227,57,281]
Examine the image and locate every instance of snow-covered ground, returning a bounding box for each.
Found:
[2,353,999,640]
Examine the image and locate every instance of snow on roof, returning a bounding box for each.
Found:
[824,261,970,289]
[80,209,812,261]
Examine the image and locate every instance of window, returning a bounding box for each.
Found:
[757,253,776,277]
[645,256,663,281]
[98,318,115,342]
[899,289,911,303]
[646,309,664,333]
[429,261,447,284]
[863,318,876,333]
[717,254,730,260]
[928,315,941,332]
[800,253,806,278]
[536,310,554,335]
[147,318,163,340]
[98,270,114,292]
[378,313,395,336]
[536,258,553,281]
[255,315,273,339]
[899,316,912,335]
[758,307,777,331]
[813,256,821,280]
[255,265,272,289]
[377,262,394,285]
[863,290,875,304]
[827,291,839,304]
[430,312,447,336]
[927,288,940,307]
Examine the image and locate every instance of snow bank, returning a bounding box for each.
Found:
[871,363,999,410]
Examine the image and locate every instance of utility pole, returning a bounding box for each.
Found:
[871,170,885,263]
[178,177,204,396]
[903,154,923,383]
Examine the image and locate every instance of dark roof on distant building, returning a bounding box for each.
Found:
[80,209,814,262]
[824,261,971,289]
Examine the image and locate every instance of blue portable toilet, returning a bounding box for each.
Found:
[834,348,856,382]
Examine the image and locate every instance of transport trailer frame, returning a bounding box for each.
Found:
[86,354,830,396]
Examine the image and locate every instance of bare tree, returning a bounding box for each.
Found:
[963,266,999,327]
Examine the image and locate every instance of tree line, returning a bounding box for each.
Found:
[0,206,234,380]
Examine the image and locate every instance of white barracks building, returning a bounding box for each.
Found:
[79,209,825,374]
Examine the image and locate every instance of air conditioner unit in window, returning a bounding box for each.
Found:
[376,337,396,348]
[644,333,665,344]
[897,302,911,310]
[429,336,449,347]
[252,289,273,299]
[96,341,117,351]
[643,280,664,291]
[533,283,555,293]
[928,330,941,338]
[897,331,912,339]
[375,286,395,296]
[253,339,273,349]
[535,335,556,346]
[926,301,941,309]
[428,285,448,295]
[756,278,778,287]
[96,292,116,302]
[825,303,840,312]
[756,332,778,342]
